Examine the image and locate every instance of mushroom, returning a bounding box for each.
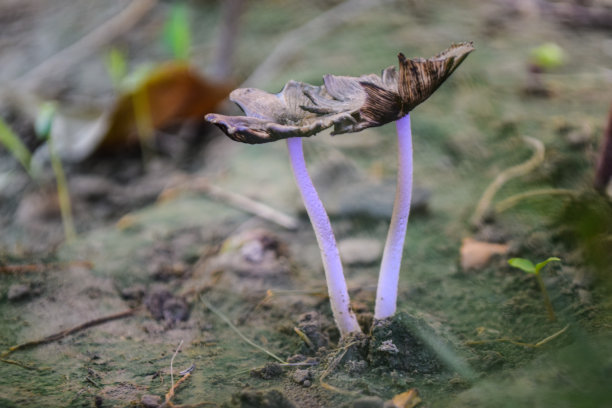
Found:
[206,42,474,336]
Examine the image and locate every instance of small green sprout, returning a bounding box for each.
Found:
[530,43,565,71]
[508,256,561,321]
[0,117,32,176]
[105,47,128,90]
[163,3,191,60]
[35,102,76,242]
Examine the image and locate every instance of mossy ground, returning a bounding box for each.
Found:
[1,0,612,407]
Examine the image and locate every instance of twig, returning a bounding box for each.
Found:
[165,372,191,406]
[0,309,136,359]
[0,260,93,274]
[494,188,576,213]
[465,324,569,348]
[200,296,286,363]
[158,178,299,230]
[170,340,184,392]
[241,0,394,87]
[293,327,314,349]
[16,0,157,90]
[0,358,40,370]
[471,136,545,227]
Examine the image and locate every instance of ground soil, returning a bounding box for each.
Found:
[1,1,612,407]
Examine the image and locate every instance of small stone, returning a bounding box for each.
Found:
[231,389,295,408]
[140,394,161,408]
[378,340,399,353]
[250,362,282,380]
[338,238,383,266]
[119,284,146,301]
[291,368,312,385]
[353,396,384,408]
[145,289,190,324]
[7,283,39,301]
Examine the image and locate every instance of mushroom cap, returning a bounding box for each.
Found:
[206,42,474,144]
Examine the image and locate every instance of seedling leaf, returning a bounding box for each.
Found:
[35,102,57,141]
[534,257,561,274]
[0,118,32,174]
[530,43,565,70]
[105,47,128,90]
[163,3,191,60]
[508,258,536,274]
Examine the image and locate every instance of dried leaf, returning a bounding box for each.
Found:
[387,388,422,408]
[41,63,232,162]
[460,237,510,270]
[98,62,232,152]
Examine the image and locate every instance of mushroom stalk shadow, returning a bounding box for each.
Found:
[286,137,362,336]
[375,113,413,320]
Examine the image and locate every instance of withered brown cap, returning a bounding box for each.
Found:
[206,42,474,144]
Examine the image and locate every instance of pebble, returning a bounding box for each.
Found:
[7,283,39,301]
[140,394,161,408]
[292,368,312,386]
[338,238,383,266]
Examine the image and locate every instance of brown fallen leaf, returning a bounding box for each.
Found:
[460,237,510,270]
[387,388,422,408]
[97,62,233,152]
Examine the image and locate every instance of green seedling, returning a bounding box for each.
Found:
[36,102,76,242]
[0,117,33,176]
[530,42,565,71]
[508,256,561,321]
[105,47,128,90]
[163,3,191,61]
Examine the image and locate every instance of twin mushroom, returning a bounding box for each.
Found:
[207,42,474,338]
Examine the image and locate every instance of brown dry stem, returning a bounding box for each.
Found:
[471,136,545,227]
[0,260,93,274]
[0,308,136,360]
[158,176,299,230]
[465,324,569,348]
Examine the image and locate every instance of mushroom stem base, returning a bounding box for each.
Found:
[287,137,362,336]
[375,113,413,320]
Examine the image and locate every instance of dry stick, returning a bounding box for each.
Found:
[465,324,569,348]
[241,0,393,87]
[165,372,191,406]
[0,260,93,274]
[0,357,40,371]
[158,178,299,230]
[15,0,157,90]
[170,340,184,393]
[495,188,576,214]
[471,136,545,227]
[0,309,136,359]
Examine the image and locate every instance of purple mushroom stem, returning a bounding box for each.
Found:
[286,137,362,336]
[375,113,413,320]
